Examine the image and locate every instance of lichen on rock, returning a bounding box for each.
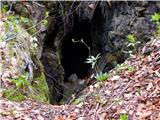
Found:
[0,23,49,103]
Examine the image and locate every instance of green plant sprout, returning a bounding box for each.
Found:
[85,53,101,69]
[94,72,108,81]
[1,4,49,42]
[115,63,135,73]
[125,34,140,55]
[5,72,32,100]
[86,54,108,81]
[120,113,127,120]
[127,34,136,43]
[151,12,160,36]
[151,12,160,25]
[72,39,108,81]
[127,34,140,48]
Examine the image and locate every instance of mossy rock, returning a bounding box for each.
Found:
[29,73,50,103]
[3,89,26,102]
[1,24,50,103]
[3,73,49,103]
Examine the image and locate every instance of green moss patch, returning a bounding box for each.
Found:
[29,73,50,103]
[3,88,26,102]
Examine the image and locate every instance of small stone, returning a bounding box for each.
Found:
[110,75,120,81]
[142,46,152,55]
[124,93,132,98]
[68,74,78,83]
[0,41,6,48]
[37,115,44,120]
[88,4,95,10]
[89,85,94,92]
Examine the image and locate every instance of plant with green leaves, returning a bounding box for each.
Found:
[85,53,101,69]
[94,72,108,81]
[151,12,160,25]
[72,39,108,81]
[1,3,49,41]
[125,34,140,55]
[120,113,128,120]
[73,98,83,105]
[151,12,160,36]
[85,54,108,81]
[127,34,140,48]
[115,63,135,73]
[4,72,32,100]
[11,72,31,89]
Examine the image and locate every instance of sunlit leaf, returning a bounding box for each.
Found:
[120,113,127,120]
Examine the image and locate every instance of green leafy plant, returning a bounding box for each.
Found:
[94,72,108,81]
[85,53,101,69]
[5,72,32,100]
[136,88,141,96]
[2,4,9,13]
[86,54,108,81]
[1,14,31,42]
[9,109,15,117]
[73,98,83,105]
[11,72,30,89]
[127,34,136,43]
[127,34,140,48]
[115,63,135,73]
[151,12,160,36]
[120,113,128,120]
[124,34,140,55]
[72,39,108,81]
[1,4,49,41]
[151,12,160,25]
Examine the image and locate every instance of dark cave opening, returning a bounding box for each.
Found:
[61,20,92,81]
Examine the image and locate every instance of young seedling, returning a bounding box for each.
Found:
[123,34,140,56]
[120,113,128,120]
[72,39,108,81]
[115,63,135,73]
[151,12,160,25]
[94,72,108,81]
[85,53,101,69]
[151,12,160,36]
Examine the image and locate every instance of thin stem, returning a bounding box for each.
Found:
[95,63,100,73]
[72,39,91,56]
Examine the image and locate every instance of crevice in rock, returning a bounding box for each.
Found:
[61,19,92,81]
[40,1,157,104]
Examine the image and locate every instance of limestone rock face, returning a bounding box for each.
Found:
[2,1,159,104]
[41,47,64,104]
[0,25,49,103]
[90,1,159,72]
[42,1,159,103]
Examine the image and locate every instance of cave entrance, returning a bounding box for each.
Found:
[61,20,92,81]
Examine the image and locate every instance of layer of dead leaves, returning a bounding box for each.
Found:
[0,36,160,120]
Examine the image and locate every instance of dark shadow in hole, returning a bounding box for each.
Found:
[61,20,92,81]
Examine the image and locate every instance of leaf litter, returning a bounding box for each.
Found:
[0,36,160,119]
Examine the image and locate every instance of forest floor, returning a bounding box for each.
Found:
[0,36,160,119]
